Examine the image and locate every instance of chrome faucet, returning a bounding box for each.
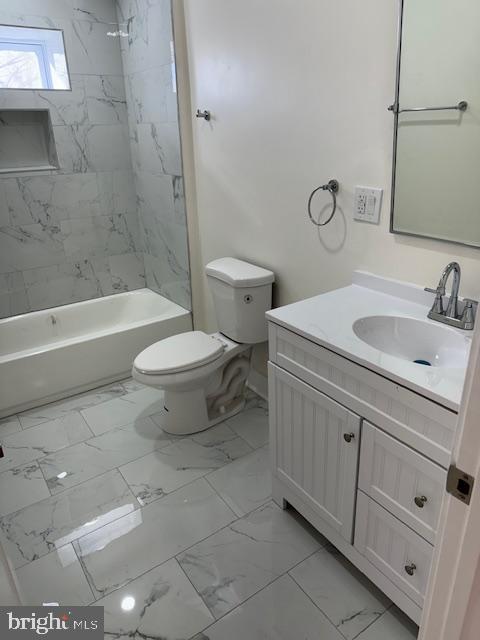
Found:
[425,262,477,330]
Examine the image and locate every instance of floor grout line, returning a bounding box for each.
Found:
[186,551,329,640]
[70,539,96,605]
[289,569,352,639]
[15,379,133,430]
[349,605,397,640]
[84,496,296,607]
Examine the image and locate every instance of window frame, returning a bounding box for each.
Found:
[0,24,71,91]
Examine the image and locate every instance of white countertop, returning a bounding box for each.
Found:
[266,272,471,412]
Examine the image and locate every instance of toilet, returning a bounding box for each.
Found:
[132,258,275,435]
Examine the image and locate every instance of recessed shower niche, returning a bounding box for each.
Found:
[0,109,59,173]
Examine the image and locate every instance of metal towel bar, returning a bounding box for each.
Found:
[388,100,468,114]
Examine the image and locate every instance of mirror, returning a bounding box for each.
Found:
[0,24,70,91]
[390,0,480,247]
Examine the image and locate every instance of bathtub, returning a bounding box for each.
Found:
[0,289,192,417]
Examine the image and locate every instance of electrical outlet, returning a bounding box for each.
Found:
[354,186,383,224]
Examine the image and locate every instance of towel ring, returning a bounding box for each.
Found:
[307,179,339,227]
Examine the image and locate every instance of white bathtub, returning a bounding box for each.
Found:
[0,289,192,417]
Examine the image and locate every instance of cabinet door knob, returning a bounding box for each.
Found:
[404,563,416,576]
[343,433,355,443]
[414,495,428,508]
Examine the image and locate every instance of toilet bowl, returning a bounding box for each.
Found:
[132,258,275,435]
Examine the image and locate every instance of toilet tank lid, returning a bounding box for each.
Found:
[205,258,274,288]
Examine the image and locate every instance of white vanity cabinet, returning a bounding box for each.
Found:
[268,321,456,624]
[269,365,361,542]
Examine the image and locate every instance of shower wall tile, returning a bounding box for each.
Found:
[85,75,128,125]
[143,253,191,311]
[125,66,172,125]
[3,174,101,226]
[117,0,173,74]
[0,77,87,126]
[85,124,132,172]
[136,122,182,176]
[36,77,88,126]
[23,261,101,311]
[118,0,191,311]
[65,20,124,76]
[97,170,137,215]
[173,175,188,226]
[0,225,65,274]
[52,124,132,174]
[136,172,176,229]
[0,1,145,316]
[0,273,29,319]
[5,0,118,23]
[52,125,91,174]
[61,214,140,260]
[0,186,9,226]
[90,253,146,295]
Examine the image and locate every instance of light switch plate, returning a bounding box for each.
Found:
[354,186,383,224]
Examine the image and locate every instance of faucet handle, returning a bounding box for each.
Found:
[425,286,446,295]
[460,299,477,330]
[425,286,445,314]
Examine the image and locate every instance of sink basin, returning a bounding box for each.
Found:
[352,315,471,368]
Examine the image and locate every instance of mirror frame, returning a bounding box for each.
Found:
[389,0,479,249]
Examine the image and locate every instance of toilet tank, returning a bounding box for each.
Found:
[205,258,275,344]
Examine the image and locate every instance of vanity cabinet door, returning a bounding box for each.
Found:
[269,363,361,542]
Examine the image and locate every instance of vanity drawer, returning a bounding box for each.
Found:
[269,323,456,468]
[355,491,433,607]
[359,422,446,543]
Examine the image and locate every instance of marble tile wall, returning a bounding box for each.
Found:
[0,0,144,318]
[0,0,191,318]
[116,0,192,311]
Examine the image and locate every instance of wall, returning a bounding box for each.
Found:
[0,0,143,318]
[179,0,480,362]
[116,0,191,310]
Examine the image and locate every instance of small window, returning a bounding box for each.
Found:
[0,25,71,91]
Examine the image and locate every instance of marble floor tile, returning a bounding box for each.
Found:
[0,462,50,517]
[120,378,146,394]
[0,470,138,569]
[39,417,171,494]
[177,501,323,619]
[225,394,269,449]
[119,424,252,506]
[16,544,94,606]
[0,413,93,473]
[192,574,343,640]
[18,382,126,429]
[206,445,271,517]
[74,479,236,599]
[98,558,214,640]
[81,387,165,435]
[356,607,418,640]
[0,414,21,437]
[290,545,391,639]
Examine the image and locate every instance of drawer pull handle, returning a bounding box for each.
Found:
[404,563,417,576]
[343,433,355,443]
[414,495,428,508]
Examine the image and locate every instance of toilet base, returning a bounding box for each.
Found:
[161,388,246,435]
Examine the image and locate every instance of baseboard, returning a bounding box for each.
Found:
[247,369,268,400]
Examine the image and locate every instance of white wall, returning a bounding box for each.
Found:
[176,0,480,358]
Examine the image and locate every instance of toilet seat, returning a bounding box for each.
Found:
[134,331,226,375]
